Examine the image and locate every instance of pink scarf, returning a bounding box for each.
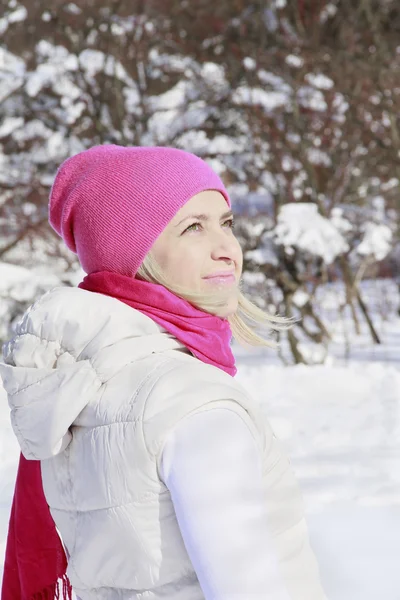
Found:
[1,455,73,600]
[79,271,237,377]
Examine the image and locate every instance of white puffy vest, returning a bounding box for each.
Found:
[0,287,327,600]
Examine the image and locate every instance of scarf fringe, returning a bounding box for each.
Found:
[31,575,73,600]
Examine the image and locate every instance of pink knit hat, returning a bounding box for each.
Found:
[49,145,231,276]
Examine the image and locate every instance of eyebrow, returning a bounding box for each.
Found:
[175,210,234,228]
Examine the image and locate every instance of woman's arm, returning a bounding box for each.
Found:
[160,408,291,600]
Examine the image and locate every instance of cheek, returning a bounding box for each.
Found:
[162,248,201,284]
[233,239,243,268]
[176,248,203,278]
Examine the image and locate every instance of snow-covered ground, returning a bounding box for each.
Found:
[234,360,400,599]
[0,266,399,599]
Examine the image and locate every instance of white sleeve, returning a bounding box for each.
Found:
[160,408,291,600]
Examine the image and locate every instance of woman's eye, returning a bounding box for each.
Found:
[182,218,235,234]
[183,222,201,233]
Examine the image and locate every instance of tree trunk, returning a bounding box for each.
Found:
[339,256,361,335]
[284,292,308,364]
[356,288,381,344]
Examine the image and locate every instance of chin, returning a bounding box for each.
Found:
[215,297,238,319]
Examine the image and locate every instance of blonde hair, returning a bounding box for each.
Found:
[136,252,295,349]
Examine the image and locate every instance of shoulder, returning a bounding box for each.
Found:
[7,286,110,347]
[160,407,263,484]
[4,285,162,368]
[142,355,271,461]
[143,355,249,421]
[20,286,99,320]
[15,286,133,334]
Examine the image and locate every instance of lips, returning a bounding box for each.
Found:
[203,271,235,279]
[203,272,236,286]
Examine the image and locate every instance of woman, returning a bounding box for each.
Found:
[0,145,328,599]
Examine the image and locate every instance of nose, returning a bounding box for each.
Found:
[209,229,237,265]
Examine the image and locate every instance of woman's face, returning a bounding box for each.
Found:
[150,190,243,317]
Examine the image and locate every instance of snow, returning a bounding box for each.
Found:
[330,207,353,234]
[275,203,349,263]
[233,279,400,599]
[25,43,79,99]
[306,147,332,167]
[297,86,328,112]
[292,289,309,307]
[285,54,304,68]
[281,155,302,172]
[232,87,290,112]
[0,266,399,599]
[148,80,189,111]
[7,5,28,23]
[0,152,19,185]
[78,49,107,77]
[0,4,27,36]
[260,171,278,194]
[357,223,393,261]
[243,57,256,71]
[320,3,338,23]
[12,119,54,142]
[305,73,334,91]
[147,103,211,145]
[0,262,84,290]
[332,92,350,118]
[0,117,24,138]
[64,3,82,15]
[257,70,292,95]
[177,131,246,156]
[200,62,226,85]
[79,49,136,87]
[246,244,279,267]
[0,47,26,103]
[381,178,399,192]
[148,49,192,72]
[0,264,60,340]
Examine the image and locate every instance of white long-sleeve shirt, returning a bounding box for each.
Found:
[160,408,292,600]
